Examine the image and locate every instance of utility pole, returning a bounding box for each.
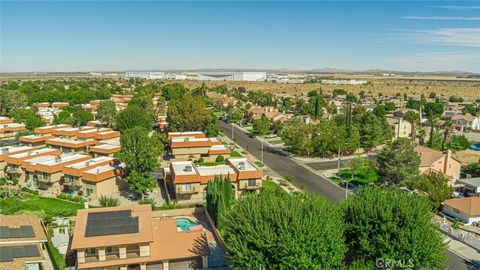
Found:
[261,139,264,163]
[337,145,341,170]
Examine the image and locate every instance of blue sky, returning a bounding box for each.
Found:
[1,1,479,72]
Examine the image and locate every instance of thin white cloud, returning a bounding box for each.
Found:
[392,51,480,73]
[397,28,480,47]
[402,16,480,21]
[434,5,480,10]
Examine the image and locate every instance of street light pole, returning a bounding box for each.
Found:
[337,146,341,170]
[261,139,264,163]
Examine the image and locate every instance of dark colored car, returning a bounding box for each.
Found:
[248,133,256,138]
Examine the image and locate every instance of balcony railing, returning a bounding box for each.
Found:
[126,250,140,259]
[84,254,99,263]
[177,187,197,194]
[242,184,261,190]
[63,179,82,186]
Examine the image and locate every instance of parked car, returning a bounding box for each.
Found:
[265,133,277,139]
[248,133,256,138]
[470,143,480,151]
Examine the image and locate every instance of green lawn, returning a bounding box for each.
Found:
[261,180,285,194]
[255,161,265,167]
[333,168,379,186]
[230,151,242,157]
[0,194,83,217]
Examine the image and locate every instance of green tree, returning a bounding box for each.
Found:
[376,138,420,186]
[206,175,233,226]
[204,121,221,137]
[161,83,189,100]
[384,101,396,111]
[72,110,93,126]
[252,116,270,135]
[464,162,480,177]
[441,120,453,150]
[167,95,214,132]
[53,111,75,125]
[424,102,444,147]
[117,127,162,196]
[405,172,453,210]
[117,127,162,173]
[446,134,471,151]
[221,191,346,269]
[462,104,476,116]
[97,100,117,127]
[0,89,27,116]
[314,95,323,120]
[343,187,445,269]
[11,109,44,131]
[115,105,153,132]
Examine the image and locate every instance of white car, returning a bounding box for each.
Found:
[265,134,277,139]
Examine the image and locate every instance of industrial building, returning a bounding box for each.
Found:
[197,71,266,81]
[125,72,166,80]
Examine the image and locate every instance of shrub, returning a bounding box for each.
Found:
[197,157,204,164]
[215,155,225,163]
[21,187,39,195]
[285,175,295,182]
[57,193,85,203]
[0,177,6,186]
[47,236,66,270]
[279,179,289,186]
[98,195,120,207]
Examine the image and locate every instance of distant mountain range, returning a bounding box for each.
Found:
[2,68,479,77]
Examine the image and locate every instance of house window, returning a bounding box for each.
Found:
[42,172,49,180]
[453,208,460,214]
[248,179,256,186]
[181,184,191,192]
[85,248,97,257]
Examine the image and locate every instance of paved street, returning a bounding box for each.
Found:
[218,120,474,270]
[219,120,345,202]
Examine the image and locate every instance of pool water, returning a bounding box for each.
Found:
[176,218,199,231]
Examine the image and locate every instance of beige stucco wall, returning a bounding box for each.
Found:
[83,177,119,200]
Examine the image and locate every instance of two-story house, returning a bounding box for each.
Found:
[415,145,461,186]
[165,158,263,204]
[71,205,210,270]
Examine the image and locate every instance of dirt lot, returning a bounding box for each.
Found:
[454,149,480,166]
[178,74,480,100]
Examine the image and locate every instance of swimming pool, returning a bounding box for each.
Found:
[176,218,199,231]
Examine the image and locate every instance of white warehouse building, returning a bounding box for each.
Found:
[197,71,267,81]
[125,71,166,80]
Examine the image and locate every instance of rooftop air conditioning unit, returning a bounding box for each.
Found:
[185,165,193,172]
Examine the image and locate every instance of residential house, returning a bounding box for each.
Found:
[165,158,263,204]
[90,138,121,157]
[62,156,119,199]
[23,154,91,194]
[415,145,461,185]
[456,177,480,196]
[0,146,36,178]
[392,108,419,119]
[33,124,71,136]
[19,134,55,148]
[451,114,480,132]
[4,148,61,185]
[71,205,210,270]
[386,117,412,139]
[0,215,49,270]
[0,122,26,140]
[168,132,230,162]
[442,197,480,225]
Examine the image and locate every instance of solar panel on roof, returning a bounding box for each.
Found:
[0,245,40,262]
[0,226,36,239]
[85,210,139,237]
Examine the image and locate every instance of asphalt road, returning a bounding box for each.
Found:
[219,120,473,270]
[219,121,346,202]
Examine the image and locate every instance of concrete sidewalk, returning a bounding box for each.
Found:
[446,237,480,266]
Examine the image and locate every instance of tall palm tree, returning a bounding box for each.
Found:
[428,116,438,148]
[442,120,453,150]
[418,128,427,145]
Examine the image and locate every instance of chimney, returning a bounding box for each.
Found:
[443,150,452,175]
